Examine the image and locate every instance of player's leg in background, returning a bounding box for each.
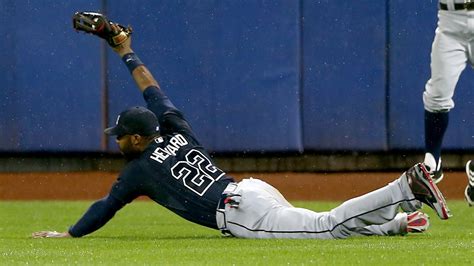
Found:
[423,111,448,182]
[465,160,474,206]
[422,12,468,183]
[463,15,474,206]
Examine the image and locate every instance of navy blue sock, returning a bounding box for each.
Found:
[424,110,449,162]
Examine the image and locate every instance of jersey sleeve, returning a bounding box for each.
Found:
[109,162,146,204]
[68,163,147,237]
[142,86,196,137]
[68,194,125,237]
[143,86,178,117]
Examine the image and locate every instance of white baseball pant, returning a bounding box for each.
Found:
[423,4,474,112]
[215,175,420,239]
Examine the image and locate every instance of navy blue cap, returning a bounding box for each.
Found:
[104,106,159,137]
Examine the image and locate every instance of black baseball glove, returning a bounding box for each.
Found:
[72,11,132,47]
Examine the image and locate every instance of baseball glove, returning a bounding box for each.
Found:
[72,11,132,47]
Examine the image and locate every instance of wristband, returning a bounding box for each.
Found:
[122,53,144,73]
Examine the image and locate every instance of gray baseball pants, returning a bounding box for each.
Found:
[216,174,420,239]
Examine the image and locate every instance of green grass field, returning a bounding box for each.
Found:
[0,200,472,265]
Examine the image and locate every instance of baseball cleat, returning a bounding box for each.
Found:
[406,211,430,233]
[424,153,444,183]
[406,163,451,219]
[431,167,444,184]
[464,160,474,207]
[465,186,474,207]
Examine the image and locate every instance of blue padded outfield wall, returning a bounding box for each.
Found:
[1,0,473,153]
[0,0,103,151]
[301,1,387,150]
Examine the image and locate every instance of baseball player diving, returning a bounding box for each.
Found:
[33,13,451,240]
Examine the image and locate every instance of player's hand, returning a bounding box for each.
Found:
[110,24,133,56]
[72,11,132,49]
[32,231,71,238]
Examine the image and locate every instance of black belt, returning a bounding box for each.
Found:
[439,2,474,10]
[217,194,227,210]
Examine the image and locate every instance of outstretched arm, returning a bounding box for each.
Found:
[109,27,180,120]
[111,29,160,93]
[32,194,125,238]
[109,27,193,132]
[72,11,193,135]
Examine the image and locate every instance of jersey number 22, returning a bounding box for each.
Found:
[171,149,225,196]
